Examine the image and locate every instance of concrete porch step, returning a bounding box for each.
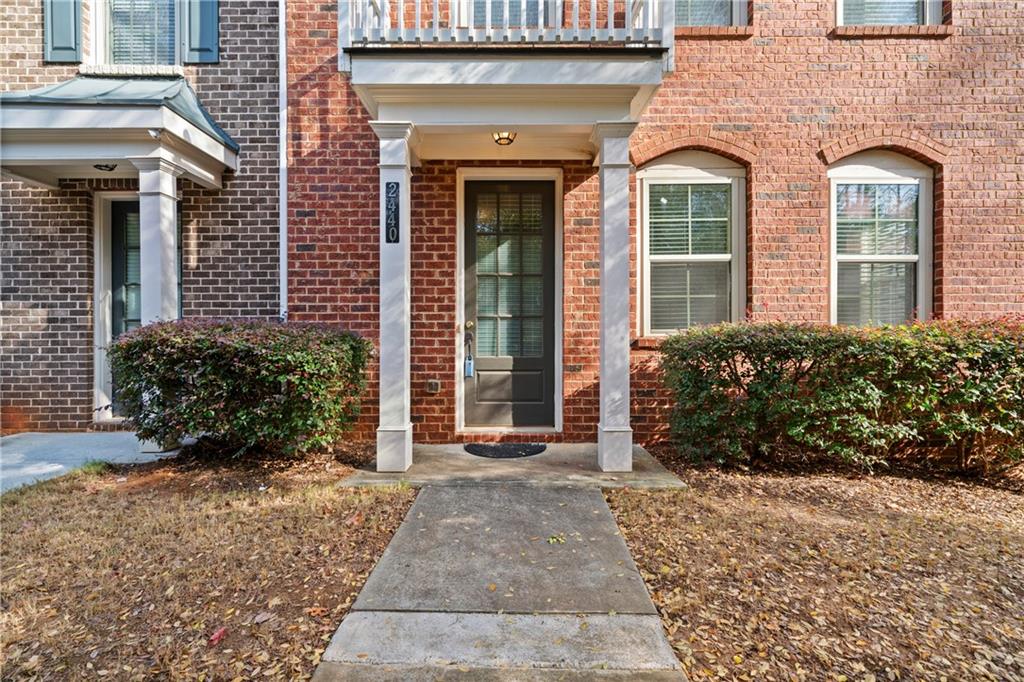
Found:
[314,611,684,681]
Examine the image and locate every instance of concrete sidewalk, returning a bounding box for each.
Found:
[315,484,684,680]
[0,432,171,493]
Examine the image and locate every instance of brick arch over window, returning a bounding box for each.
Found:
[821,132,950,319]
[631,128,758,169]
[819,130,950,168]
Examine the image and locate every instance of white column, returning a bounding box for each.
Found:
[370,122,415,472]
[592,122,637,472]
[131,159,182,324]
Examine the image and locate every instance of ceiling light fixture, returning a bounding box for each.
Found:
[492,131,517,146]
[93,163,118,172]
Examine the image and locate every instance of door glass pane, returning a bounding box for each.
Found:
[477,277,498,315]
[476,194,498,233]
[476,317,497,356]
[843,0,921,25]
[837,183,919,256]
[521,194,543,232]
[521,318,543,357]
[498,235,520,273]
[837,263,916,326]
[499,193,520,229]
[477,235,497,272]
[121,211,142,334]
[521,235,543,275]
[498,277,520,316]
[110,0,176,65]
[650,262,730,332]
[522,277,543,315]
[499,318,521,356]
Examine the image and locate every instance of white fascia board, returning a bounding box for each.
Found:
[416,132,594,160]
[161,108,238,170]
[351,54,663,88]
[1,134,162,163]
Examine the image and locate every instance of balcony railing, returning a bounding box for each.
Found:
[339,0,674,68]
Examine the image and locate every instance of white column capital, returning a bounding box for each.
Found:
[130,157,185,198]
[590,121,638,168]
[369,121,420,168]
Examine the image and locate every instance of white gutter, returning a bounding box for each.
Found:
[277,0,288,321]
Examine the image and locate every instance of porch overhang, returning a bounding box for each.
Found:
[350,49,664,161]
[0,76,238,190]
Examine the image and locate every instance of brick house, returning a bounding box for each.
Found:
[3,1,1022,472]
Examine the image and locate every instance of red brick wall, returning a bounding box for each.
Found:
[287,0,1023,446]
[0,0,280,431]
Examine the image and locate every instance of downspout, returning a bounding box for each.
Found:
[277,0,288,321]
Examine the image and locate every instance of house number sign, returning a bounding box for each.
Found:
[385,181,400,244]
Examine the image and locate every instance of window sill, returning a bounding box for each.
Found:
[830,24,954,39]
[632,336,666,350]
[675,25,755,40]
[79,64,186,77]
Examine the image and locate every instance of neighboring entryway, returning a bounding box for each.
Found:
[463,180,556,428]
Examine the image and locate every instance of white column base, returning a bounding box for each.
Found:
[598,425,633,472]
[377,425,413,472]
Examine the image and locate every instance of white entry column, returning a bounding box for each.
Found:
[592,122,638,472]
[131,158,182,324]
[370,122,415,472]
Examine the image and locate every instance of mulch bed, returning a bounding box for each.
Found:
[0,442,414,680]
[609,449,1024,681]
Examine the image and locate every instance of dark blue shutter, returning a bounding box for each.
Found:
[43,0,81,63]
[182,0,219,64]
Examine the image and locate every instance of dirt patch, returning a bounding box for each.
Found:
[608,461,1024,681]
[0,445,413,680]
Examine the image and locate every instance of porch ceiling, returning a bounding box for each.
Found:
[350,51,663,162]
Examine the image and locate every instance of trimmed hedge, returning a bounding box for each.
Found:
[661,320,1024,472]
[109,320,373,454]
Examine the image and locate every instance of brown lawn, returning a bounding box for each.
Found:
[609,457,1024,682]
[0,445,414,680]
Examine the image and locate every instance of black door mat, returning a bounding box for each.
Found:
[464,443,547,459]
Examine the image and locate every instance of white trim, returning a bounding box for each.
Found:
[828,151,934,324]
[455,167,564,434]
[636,151,746,337]
[93,191,139,423]
[278,0,288,320]
[836,0,942,26]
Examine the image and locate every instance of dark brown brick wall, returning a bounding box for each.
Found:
[0,0,280,431]
[287,0,1024,445]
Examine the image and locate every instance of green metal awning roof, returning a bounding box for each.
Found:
[1,75,239,153]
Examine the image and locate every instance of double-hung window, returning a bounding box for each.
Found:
[89,0,219,66]
[837,0,943,26]
[675,0,748,26]
[829,151,933,326]
[639,151,746,336]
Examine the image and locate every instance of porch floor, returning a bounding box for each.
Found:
[343,443,685,489]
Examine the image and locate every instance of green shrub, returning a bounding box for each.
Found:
[109,320,373,454]
[660,320,1024,472]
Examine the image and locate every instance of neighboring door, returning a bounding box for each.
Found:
[111,201,143,339]
[464,181,556,427]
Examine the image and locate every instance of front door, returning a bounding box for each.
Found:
[464,181,556,428]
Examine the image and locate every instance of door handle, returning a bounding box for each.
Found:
[465,320,475,330]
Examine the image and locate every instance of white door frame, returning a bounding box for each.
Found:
[455,167,564,434]
[93,191,138,424]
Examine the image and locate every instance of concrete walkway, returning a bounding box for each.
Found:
[0,432,170,493]
[315,484,685,680]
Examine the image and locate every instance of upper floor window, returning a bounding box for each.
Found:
[675,0,747,27]
[838,0,942,26]
[638,151,746,336]
[829,151,933,326]
[108,0,177,65]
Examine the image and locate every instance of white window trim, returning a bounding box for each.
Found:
[89,0,183,67]
[637,155,746,337]
[836,0,943,26]
[828,151,934,325]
